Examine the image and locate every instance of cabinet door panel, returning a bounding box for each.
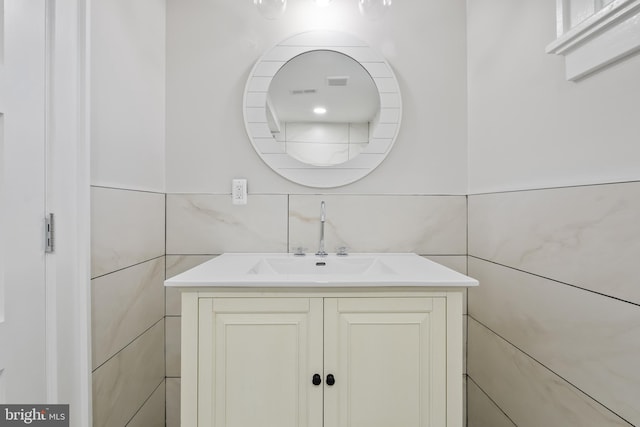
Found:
[198,298,323,427]
[324,298,446,427]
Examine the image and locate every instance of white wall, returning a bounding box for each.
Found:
[91,0,166,192]
[467,0,640,194]
[467,0,640,425]
[90,0,167,425]
[166,0,468,194]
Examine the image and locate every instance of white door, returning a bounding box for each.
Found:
[198,297,324,427]
[0,0,48,402]
[323,297,447,427]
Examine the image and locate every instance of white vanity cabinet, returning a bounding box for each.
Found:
[181,289,464,427]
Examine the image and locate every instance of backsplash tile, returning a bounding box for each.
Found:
[166,254,216,278]
[92,320,165,427]
[468,257,640,425]
[467,318,631,427]
[289,195,466,255]
[91,187,165,278]
[92,257,165,369]
[165,255,215,315]
[425,255,467,274]
[166,194,288,254]
[468,182,640,304]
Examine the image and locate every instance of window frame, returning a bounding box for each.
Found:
[546,0,640,80]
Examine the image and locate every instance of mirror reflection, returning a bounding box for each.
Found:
[266,50,380,166]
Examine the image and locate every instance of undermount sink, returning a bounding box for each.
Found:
[164,253,479,288]
[248,256,396,276]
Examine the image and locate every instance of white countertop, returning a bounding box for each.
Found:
[164,253,479,288]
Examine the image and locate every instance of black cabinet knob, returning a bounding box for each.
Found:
[312,374,322,386]
[326,374,335,386]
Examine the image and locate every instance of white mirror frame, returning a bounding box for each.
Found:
[243,30,402,188]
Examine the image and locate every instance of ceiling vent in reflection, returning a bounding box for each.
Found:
[326,76,349,86]
[290,89,317,95]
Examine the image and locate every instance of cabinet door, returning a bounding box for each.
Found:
[198,298,324,427]
[324,297,447,427]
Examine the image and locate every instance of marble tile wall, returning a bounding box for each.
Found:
[91,187,165,277]
[164,254,218,426]
[92,257,165,369]
[91,186,166,427]
[165,378,181,427]
[92,320,165,427]
[467,378,515,427]
[165,255,215,317]
[467,319,630,426]
[164,193,468,427]
[468,182,640,305]
[166,194,288,254]
[467,181,640,426]
[164,255,205,427]
[289,195,467,254]
[126,381,166,427]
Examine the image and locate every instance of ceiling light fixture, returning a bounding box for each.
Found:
[253,0,392,19]
[253,0,287,20]
[358,0,392,20]
[313,106,327,115]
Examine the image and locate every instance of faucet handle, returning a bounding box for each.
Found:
[336,246,349,256]
[292,247,307,256]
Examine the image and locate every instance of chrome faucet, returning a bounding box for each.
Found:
[315,201,328,257]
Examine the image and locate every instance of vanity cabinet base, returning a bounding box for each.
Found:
[181,289,464,427]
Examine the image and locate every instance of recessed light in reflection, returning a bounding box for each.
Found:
[313,106,327,115]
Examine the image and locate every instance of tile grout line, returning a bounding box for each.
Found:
[91,184,166,195]
[287,194,290,253]
[92,317,165,373]
[91,254,165,280]
[467,255,640,308]
[124,377,166,426]
[465,193,470,427]
[466,374,517,427]
[467,178,640,197]
[164,191,168,387]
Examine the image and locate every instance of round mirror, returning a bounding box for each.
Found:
[267,50,380,167]
[243,31,402,188]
